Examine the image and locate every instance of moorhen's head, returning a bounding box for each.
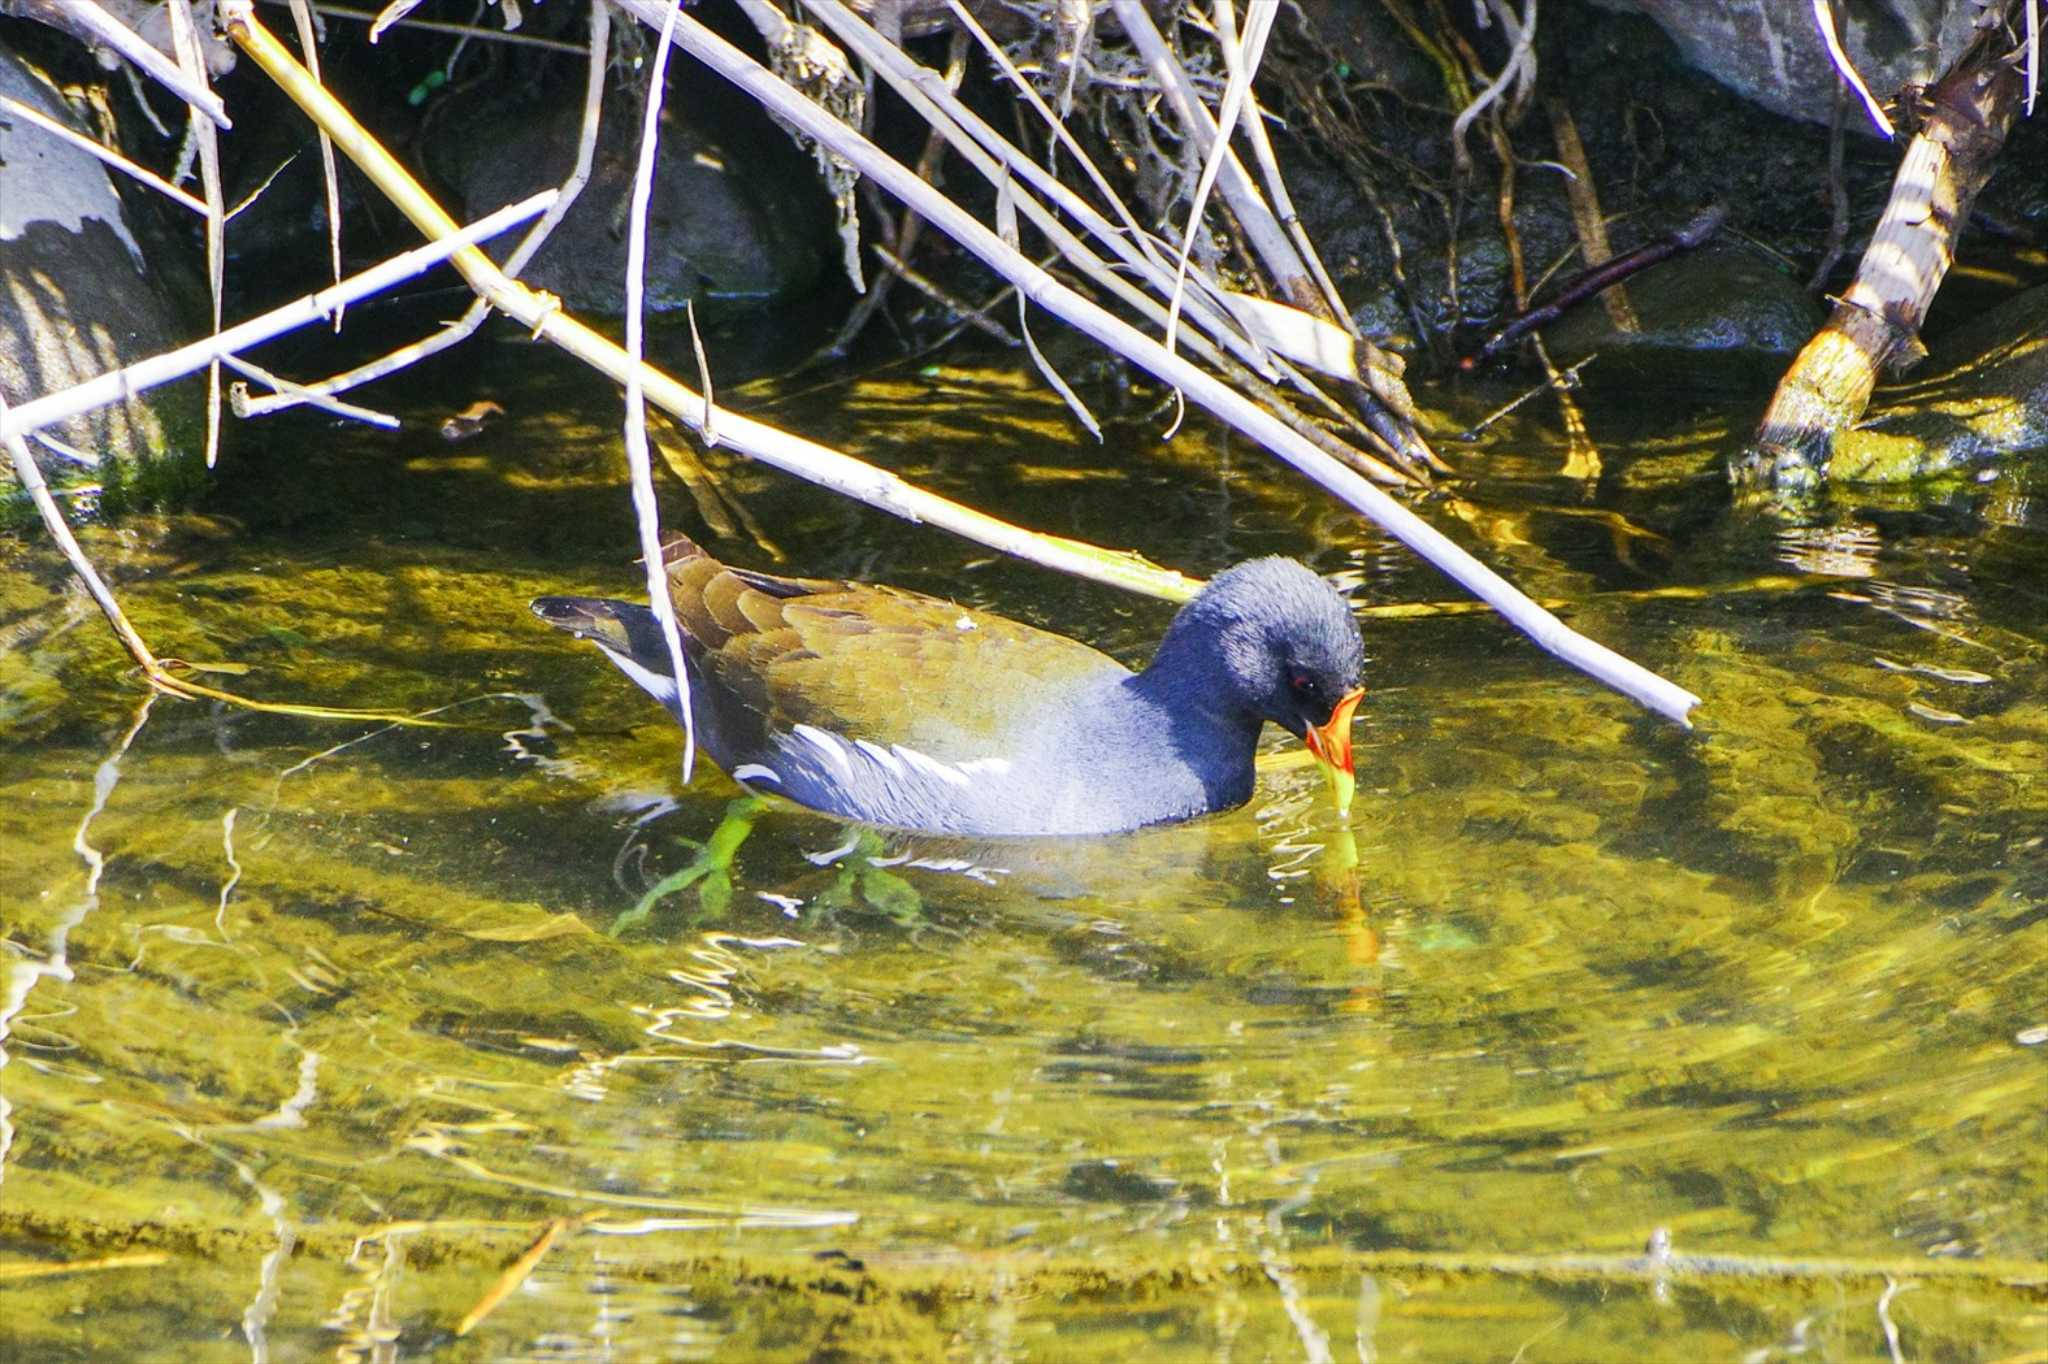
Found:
[1152,558,1367,811]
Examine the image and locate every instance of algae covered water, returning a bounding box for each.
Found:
[1,340,2043,1361]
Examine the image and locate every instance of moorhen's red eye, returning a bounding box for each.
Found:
[1289,670,1313,695]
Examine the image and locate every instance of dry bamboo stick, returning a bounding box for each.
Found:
[608,2,1698,725]
[1,196,557,712]
[2,396,165,674]
[217,0,1694,721]
[622,0,699,777]
[1213,3,1354,331]
[810,0,1266,377]
[1108,0,1320,320]
[0,94,207,216]
[0,194,558,442]
[792,0,1417,481]
[1747,28,2024,490]
[215,0,1203,605]
[1108,0,1428,453]
[168,0,226,468]
[238,0,611,419]
[940,0,1411,474]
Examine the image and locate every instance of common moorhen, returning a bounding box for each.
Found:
[532,538,1365,837]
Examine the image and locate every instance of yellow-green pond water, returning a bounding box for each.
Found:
[2,336,2044,1361]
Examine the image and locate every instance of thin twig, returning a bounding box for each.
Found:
[1450,0,1539,170]
[2028,0,2041,118]
[621,2,1701,724]
[1214,7,1353,330]
[1,394,163,674]
[1809,77,1852,291]
[0,194,557,442]
[996,172,1102,438]
[958,9,1409,473]
[1109,0,1312,323]
[1110,0,1428,451]
[238,0,611,419]
[871,246,1022,345]
[224,150,302,222]
[817,26,969,358]
[168,0,226,468]
[622,0,698,780]
[220,1,1204,604]
[944,0,1172,278]
[223,353,399,428]
[118,61,173,138]
[1463,206,1724,366]
[0,94,207,215]
[286,0,346,326]
[30,431,98,468]
[804,0,1407,485]
[1453,355,1596,440]
[256,0,588,52]
[1810,0,1896,137]
[685,301,718,448]
[1161,0,1282,357]
[825,0,1261,372]
[11,0,231,127]
[367,0,423,42]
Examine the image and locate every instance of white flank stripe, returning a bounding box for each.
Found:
[598,644,681,711]
[893,743,972,788]
[731,763,781,785]
[956,757,1012,777]
[854,739,906,776]
[792,724,855,782]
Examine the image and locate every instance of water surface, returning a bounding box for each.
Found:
[2,337,2044,1361]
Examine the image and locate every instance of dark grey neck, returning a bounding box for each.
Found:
[1118,638,1265,812]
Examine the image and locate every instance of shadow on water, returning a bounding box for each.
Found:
[1,334,2044,1360]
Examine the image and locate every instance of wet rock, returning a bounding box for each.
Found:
[1270,6,1892,365]
[1314,167,1584,352]
[0,43,198,505]
[428,80,833,317]
[1587,0,1983,128]
[1544,243,1824,386]
[1828,285,2048,482]
[1290,0,1440,103]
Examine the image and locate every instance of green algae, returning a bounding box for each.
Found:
[1831,285,2048,484]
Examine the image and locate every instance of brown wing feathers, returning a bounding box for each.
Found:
[652,534,1128,758]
